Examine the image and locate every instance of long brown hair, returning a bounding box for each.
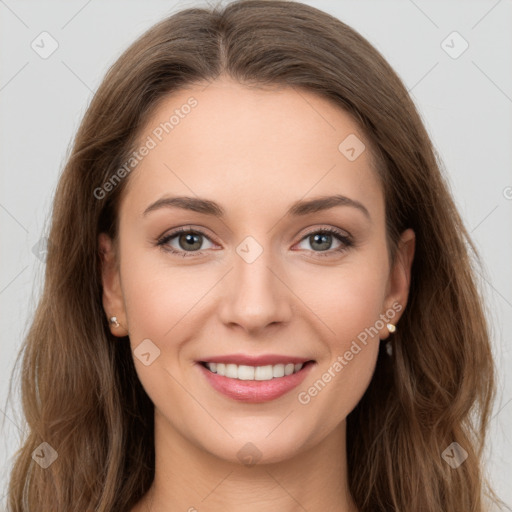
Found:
[4,1,498,510]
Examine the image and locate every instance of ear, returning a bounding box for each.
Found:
[379,228,415,340]
[98,233,128,337]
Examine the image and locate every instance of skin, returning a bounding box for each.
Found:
[99,75,415,512]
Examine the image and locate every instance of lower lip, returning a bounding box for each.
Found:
[197,361,315,403]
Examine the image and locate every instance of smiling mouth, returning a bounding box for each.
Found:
[199,360,315,381]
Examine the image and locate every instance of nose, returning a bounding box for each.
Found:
[217,245,293,335]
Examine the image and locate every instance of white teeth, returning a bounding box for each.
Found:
[272,364,285,378]
[225,364,238,379]
[205,361,306,381]
[237,365,255,380]
[255,365,273,380]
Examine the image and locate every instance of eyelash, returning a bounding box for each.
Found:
[156,226,354,259]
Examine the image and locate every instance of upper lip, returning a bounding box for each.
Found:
[198,354,314,366]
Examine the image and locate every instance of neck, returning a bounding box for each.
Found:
[134,411,358,512]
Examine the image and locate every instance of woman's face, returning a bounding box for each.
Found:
[100,76,414,465]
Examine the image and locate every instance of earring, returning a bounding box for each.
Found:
[109,316,120,328]
[385,323,396,356]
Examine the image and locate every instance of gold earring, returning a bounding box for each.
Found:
[109,316,120,328]
[386,323,396,333]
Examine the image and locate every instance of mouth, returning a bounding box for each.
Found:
[199,360,315,381]
[196,358,316,403]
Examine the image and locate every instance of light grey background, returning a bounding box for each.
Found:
[1,0,511,508]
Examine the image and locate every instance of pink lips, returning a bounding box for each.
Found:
[198,354,312,366]
[196,356,315,403]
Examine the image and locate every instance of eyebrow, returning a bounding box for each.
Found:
[143,194,371,220]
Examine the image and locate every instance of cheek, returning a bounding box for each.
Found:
[292,255,387,413]
[120,242,211,341]
[118,247,204,416]
[295,274,384,428]
[295,257,388,349]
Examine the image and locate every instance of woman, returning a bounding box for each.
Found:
[5,1,500,510]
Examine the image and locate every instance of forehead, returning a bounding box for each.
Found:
[121,77,384,223]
